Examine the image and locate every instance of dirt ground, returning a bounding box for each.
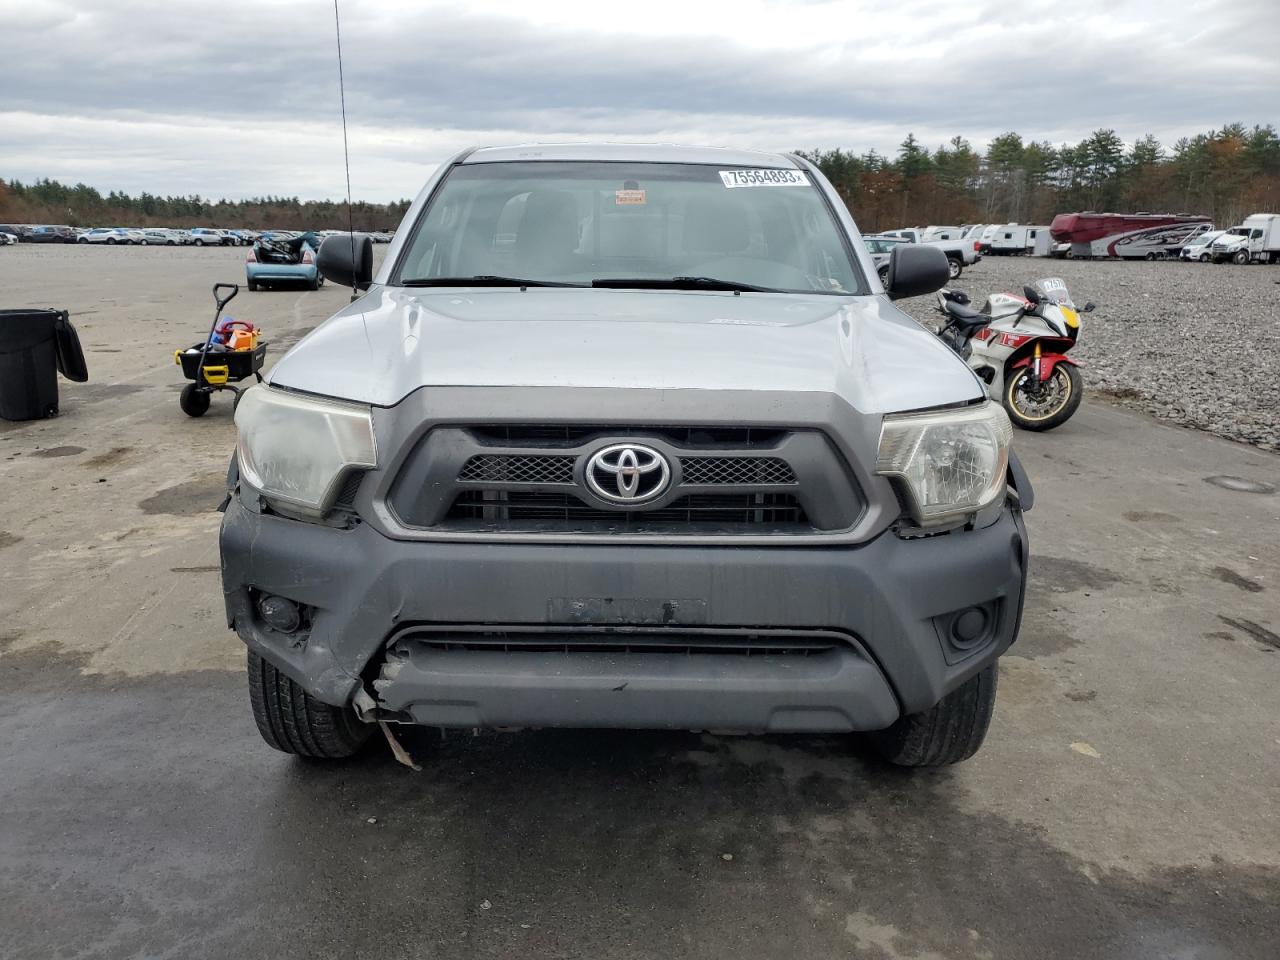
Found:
[1,245,1278,959]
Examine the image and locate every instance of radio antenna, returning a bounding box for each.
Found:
[333,0,358,301]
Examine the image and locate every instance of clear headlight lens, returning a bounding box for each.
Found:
[234,385,376,519]
[876,401,1012,525]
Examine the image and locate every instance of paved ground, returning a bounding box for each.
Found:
[1,246,1278,959]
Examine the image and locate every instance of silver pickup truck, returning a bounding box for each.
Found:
[220,143,1030,769]
[878,227,981,280]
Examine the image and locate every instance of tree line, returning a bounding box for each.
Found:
[0,178,411,231]
[3,122,1277,234]
[800,123,1280,232]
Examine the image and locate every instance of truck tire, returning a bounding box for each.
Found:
[247,651,372,758]
[1233,250,1249,265]
[947,257,962,280]
[869,663,997,766]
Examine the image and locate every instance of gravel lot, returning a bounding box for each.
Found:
[895,256,1280,449]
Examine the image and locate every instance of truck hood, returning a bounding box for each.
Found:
[267,286,981,413]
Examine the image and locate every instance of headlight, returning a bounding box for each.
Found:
[234,385,377,519]
[876,401,1012,525]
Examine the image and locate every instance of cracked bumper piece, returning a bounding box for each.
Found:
[220,498,1027,733]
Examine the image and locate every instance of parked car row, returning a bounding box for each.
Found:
[0,224,396,247]
[0,223,77,243]
[317,228,395,243]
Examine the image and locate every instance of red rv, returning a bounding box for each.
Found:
[1049,212,1212,259]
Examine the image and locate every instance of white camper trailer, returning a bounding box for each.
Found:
[991,224,1032,255]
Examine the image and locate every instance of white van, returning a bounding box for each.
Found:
[1180,230,1225,261]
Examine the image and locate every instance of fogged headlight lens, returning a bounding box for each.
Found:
[876,401,1012,525]
[234,385,376,518]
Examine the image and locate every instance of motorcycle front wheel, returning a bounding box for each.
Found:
[1003,363,1083,431]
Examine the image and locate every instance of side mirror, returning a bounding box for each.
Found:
[884,245,950,301]
[1081,301,1096,313]
[1022,285,1041,304]
[317,234,374,290]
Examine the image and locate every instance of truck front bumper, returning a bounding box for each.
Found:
[220,499,1027,734]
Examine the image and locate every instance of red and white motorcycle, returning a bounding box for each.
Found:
[935,277,1094,431]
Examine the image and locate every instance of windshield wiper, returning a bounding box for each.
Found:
[398,275,584,288]
[590,276,779,293]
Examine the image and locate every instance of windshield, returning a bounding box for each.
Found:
[1031,278,1073,304]
[394,161,863,294]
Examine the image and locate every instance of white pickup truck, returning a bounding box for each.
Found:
[878,227,981,280]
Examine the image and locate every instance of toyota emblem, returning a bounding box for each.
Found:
[585,443,671,504]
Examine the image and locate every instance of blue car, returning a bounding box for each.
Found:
[246,233,322,291]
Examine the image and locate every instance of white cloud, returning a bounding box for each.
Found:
[1,0,1275,201]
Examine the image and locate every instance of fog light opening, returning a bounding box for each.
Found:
[257,594,302,634]
[950,607,989,650]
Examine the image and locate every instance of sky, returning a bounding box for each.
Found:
[2,0,1276,203]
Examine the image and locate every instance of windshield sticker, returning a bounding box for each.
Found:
[615,189,646,205]
[719,169,809,188]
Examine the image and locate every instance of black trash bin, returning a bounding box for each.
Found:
[0,309,89,421]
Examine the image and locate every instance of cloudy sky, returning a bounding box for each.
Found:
[3,0,1276,202]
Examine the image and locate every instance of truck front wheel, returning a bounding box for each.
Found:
[247,651,373,758]
[868,663,997,766]
[947,257,962,280]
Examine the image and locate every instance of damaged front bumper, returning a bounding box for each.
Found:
[219,491,1028,734]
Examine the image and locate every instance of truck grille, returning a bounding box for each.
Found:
[457,454,576,484]
[386,424,863,538]
[679,456,795,485]
[455,453,796,486]
[446,491,807,530]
